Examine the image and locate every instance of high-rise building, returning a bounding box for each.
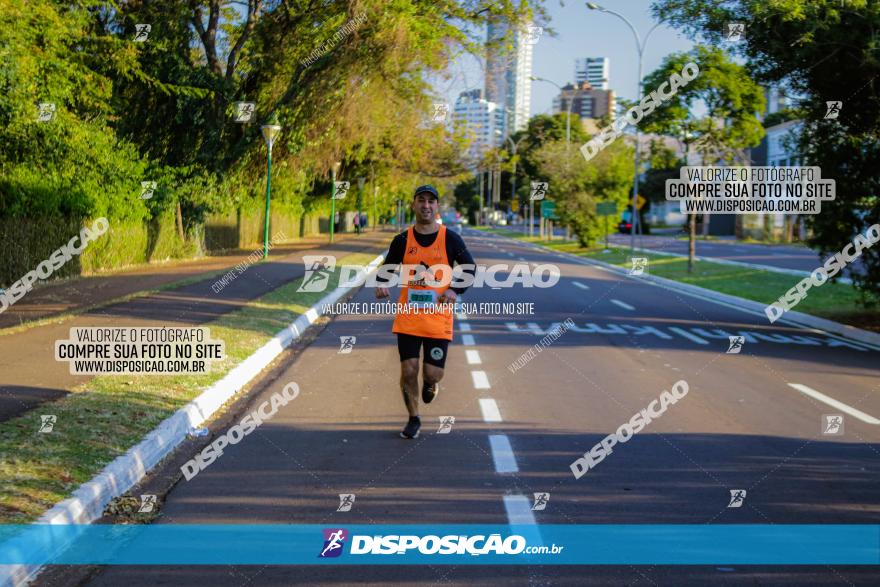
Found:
[485,19,534,136]
[552,81,615,120]
[575,57,610,90]
[452,89,507,161]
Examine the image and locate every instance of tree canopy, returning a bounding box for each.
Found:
[653,0,880,299]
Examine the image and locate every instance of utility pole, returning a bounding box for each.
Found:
[478,169,484,226]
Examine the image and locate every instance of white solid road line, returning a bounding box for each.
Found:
[461,334,476,346]
[787,383,880,424]
[610,299,635,311]
[459,322,472,332]
[471,370,491,389]
[489,434,518,473]
[465,349,482,365]
[668,327,710,345]
[479,398,502,422]
[573,281,590,290]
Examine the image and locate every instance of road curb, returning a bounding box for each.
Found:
[497,233,880,350]
[0,254,384,587]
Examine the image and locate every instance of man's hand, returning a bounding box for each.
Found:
[375,287,390,299]
[438,289,458,304]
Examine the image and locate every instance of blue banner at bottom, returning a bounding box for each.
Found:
[0,525,877,565]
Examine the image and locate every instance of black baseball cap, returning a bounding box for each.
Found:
[413,184,439,200]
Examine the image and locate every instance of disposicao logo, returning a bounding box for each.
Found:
[319,528,348,558]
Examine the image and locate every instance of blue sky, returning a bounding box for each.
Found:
[437,0,696,115]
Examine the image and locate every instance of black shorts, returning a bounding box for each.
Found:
[397,333,450,369]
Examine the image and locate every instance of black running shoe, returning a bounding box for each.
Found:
[400,416,421,439]
[422,381,439,404]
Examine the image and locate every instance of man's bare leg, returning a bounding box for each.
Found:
[400,358,420,417]
[422,363,444,403]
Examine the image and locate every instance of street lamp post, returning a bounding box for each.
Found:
[357,177,365,234]
[503,134,527,235]
[330,161,341,244]
[370,164,377,232]
[587,2,662,254]
[478,169,484,226]
[531,76,574,150]
[260,122,282,259]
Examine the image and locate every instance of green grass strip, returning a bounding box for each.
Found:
[0,252,377,524]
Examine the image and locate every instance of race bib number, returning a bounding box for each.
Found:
[407,289,438,308]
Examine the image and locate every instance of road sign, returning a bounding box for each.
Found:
[596,201,617,216]
[541,201,556,219]
[511,200,519,212]
[636,195,647,210]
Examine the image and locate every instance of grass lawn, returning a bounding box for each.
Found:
[473,227,879,331]
[0,252,377,524]
[670,233,811,247]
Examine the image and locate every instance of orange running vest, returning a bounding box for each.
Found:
[391,225,454,341]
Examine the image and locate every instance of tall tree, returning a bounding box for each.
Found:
[640,45,765,271]
[653,0,880,301]
[533,138,633,246]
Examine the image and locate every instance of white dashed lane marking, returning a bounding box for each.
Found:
[503,495,537,524]
[465,350,482,364]
[459,323,472,332]
[788,383,880,424]
[479,398,502,422]
[573,281,590,290]
[610,299,635,311]
[489,434,518,473]
[461,334,476,346]
[471,370,491,389]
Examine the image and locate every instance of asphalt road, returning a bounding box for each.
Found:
[605,232,828,274]
[52,227,879,586]
[504,222,832,274]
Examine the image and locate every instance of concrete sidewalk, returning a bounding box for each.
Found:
[0,230,394,424]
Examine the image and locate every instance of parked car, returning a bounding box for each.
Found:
[617,210,650,234]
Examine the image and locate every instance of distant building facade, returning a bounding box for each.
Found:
[575,57,610,90]
[485,19,534,136]
[452,89,507,161]
[552,81,615,120]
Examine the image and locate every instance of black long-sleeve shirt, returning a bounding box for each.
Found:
[378,228,476,295]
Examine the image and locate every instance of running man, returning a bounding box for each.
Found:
[375,185,476,439]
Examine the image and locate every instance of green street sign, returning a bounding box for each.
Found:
[541,201,556,219]
[596,201,617,216]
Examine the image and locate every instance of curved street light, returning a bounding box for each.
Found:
[260,122,282,259]
[531,76,574,150]
[502,132,530,236]
[586,2,663,253]
[330,160,341,243]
